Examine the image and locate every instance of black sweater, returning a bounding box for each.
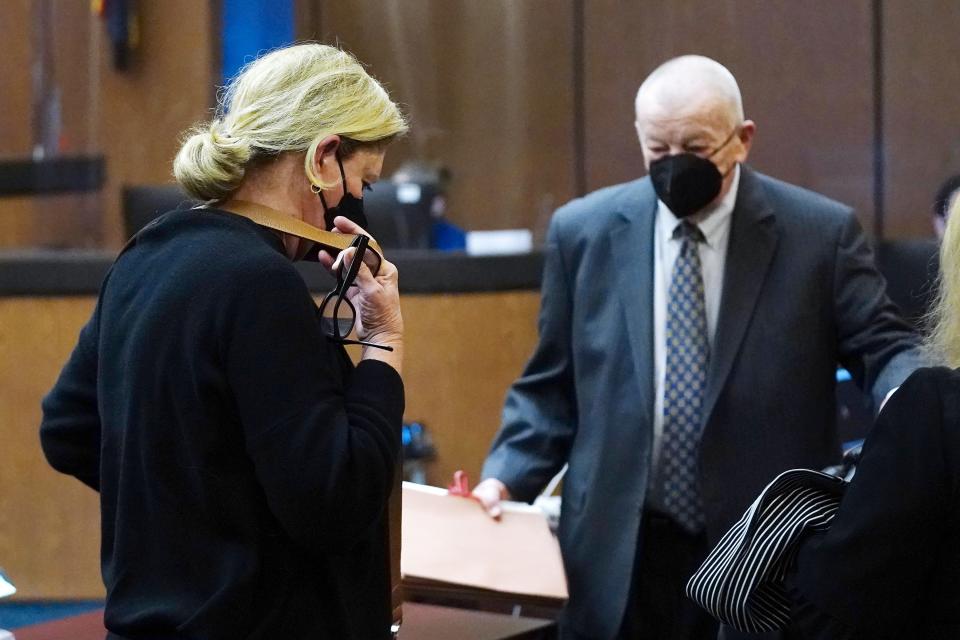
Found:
[787,367,960,639]
[40,209,404,640]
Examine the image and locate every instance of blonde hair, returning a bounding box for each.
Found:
[173,43,408,203]
[925,196,960,365]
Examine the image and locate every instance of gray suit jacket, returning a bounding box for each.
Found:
[481,166,923,640]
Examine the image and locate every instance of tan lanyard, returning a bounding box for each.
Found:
[219,199,384,276]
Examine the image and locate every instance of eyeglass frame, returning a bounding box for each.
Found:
[317,234,393,351]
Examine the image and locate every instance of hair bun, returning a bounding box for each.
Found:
[173,120,252,202]
[173,43,408,202]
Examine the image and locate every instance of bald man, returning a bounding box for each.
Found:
[475,56,923,640]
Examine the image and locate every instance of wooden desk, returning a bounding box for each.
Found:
[9,604,556,640]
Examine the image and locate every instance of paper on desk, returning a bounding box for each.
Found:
[401,482,568,601]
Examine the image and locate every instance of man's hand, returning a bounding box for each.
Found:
[472,478,511,519]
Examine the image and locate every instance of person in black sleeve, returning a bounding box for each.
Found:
[783,197,960,639]
[40,43,408,640]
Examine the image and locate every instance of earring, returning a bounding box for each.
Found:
[311,183,322,195]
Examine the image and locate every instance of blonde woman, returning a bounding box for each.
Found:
[781,198,960,639]
[40,44,407,639]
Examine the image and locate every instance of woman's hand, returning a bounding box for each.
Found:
[319,216,404,370]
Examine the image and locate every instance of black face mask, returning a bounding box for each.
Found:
[648,129,738,218]
[318,155,368,231]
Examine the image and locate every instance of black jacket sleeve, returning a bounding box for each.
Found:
[40,306,102,491]
[788,367,955,639]
[224,260,403,551]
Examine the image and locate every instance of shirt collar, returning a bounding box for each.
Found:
[656,163,741,247]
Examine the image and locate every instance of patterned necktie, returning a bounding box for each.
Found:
[658,221,709,533]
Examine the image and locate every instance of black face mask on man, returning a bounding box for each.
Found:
[648,128,739,218]
[316,154,368,231]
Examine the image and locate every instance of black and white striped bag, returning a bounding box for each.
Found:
[686,469,847,633]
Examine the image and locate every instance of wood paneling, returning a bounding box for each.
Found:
[0,1,40,247]
[30,1,107,250]
[0,0,32,157]
[583,0,876,226]
[0,297,103,599]
[0,1,215,249]
[8,1,960,246]
[0,1,105,248]
[96,0,217,247]
[308,0,577,241]
[401,291,540,485]
[0,290,540,597]
[882,2,960,238]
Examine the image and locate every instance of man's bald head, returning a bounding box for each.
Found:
[635,55,744,129]
[633,55,756,213]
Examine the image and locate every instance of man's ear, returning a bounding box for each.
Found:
[736,120,757,161]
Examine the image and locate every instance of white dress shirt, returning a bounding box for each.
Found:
[651,165,741,475]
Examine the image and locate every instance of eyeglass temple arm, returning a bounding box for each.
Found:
[331,337,395,352]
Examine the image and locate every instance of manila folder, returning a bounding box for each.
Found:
[401,482,568,603]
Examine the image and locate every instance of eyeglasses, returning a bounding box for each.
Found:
[318,234,393,351]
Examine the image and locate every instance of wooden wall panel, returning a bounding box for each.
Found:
[0,0,32,157]
[401,291,540,486]
[583,0,876,228]
[0,1,105,249]
[0,1,215,249]
[882,3,960,239]
[0,1,40,247]
[27,2,103,250]
[0,290,540,597]
[6,2,960,247]
[96,0,217,247]
[0,298,103,599]
[308,0,577,240]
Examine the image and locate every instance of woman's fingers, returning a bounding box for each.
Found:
[351,254,397,294]
[315,225,402,341]
[332,246,355,272]
[317,248,335,269]
[331,215,369,237]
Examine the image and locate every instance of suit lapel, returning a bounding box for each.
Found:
[701,167,779,427]
[611,180,658,416]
